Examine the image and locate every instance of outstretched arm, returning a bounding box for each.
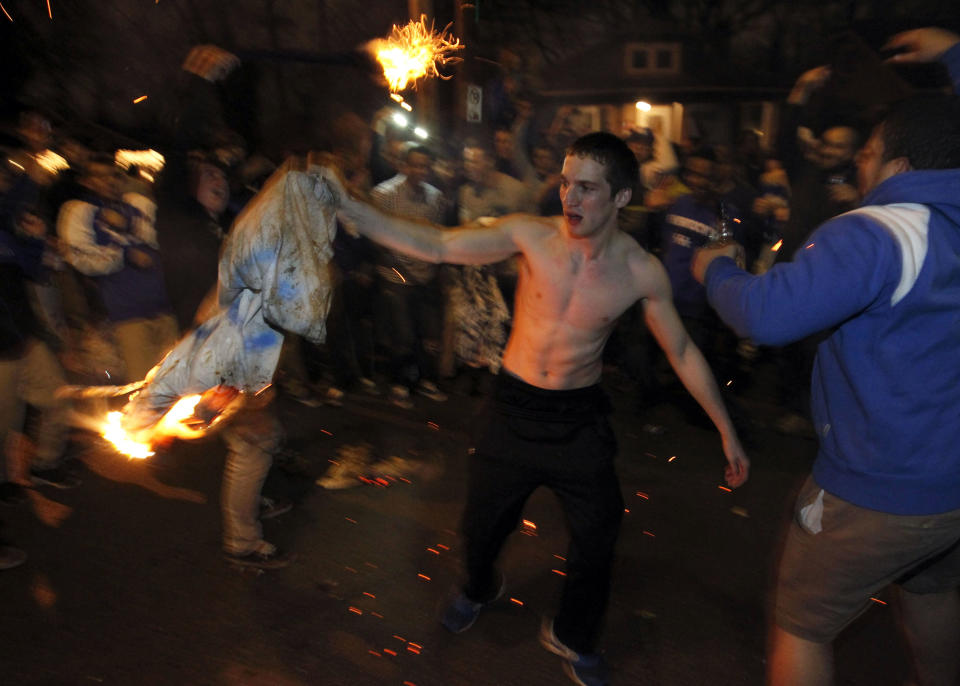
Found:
[323,167,524,266]
[639,259,749,487]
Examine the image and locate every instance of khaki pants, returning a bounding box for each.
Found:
[0,339,69,481]
[112,314,179,382]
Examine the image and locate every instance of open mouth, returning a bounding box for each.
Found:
[565,212,582,226]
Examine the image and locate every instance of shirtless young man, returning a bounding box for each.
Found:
[326,132,748,686]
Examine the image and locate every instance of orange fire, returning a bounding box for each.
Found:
[368,15,463,93]
[100,386,243,459]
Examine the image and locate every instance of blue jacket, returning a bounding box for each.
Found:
[704,166,960,515]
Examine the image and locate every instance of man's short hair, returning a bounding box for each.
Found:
[462,138,493,159]
[403,143,434,162]
[879,95,960,170]
[566,132,639,196]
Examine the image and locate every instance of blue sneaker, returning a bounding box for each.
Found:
[539,619,610,686]
[441,573,505,633]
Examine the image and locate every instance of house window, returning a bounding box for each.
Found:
[625,42,681,76]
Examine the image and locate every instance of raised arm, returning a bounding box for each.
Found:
[637,257,749,487]
[324,167,525,266]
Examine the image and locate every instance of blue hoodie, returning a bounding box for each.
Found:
[704,165,960,515]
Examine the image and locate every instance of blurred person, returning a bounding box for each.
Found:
[371,144,448,407]
[157,152,230,331]
[322,112,379,404]
[327,131,748,686]
[156,150,293,569]
[772,66,863,437]
[58,157,177,384]
[658,147,747,418]
[692,28,960,686]
[444,140,531,385]
[0,204,77,499]
[493,127,522,179]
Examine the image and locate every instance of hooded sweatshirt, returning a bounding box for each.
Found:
[704,166,960,515]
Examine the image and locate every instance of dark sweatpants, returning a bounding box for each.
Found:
[462,372,624,654]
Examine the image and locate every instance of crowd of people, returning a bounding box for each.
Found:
[1,25,959,686]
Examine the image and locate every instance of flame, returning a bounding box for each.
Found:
[102,411,155,459]
[771,239,783,252]
[368,15,463,93]
[100,394,206,459]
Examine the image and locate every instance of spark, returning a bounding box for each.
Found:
[391,267,407,283]
[806,242,815,249]
[321,429,332,436]
[417,573,431,581]
[46,0,51,19]
[552,569,567,577]
[436,544,450,551]
[643,530,656,537]
[668,455,677,462]
[132,95,148,104]
[390,93,404,103]
[8,159,24,171]
[771,239,783,251]
[400,101,413,112]
[553,554,566,561]
[718,485,732,492]
[368,650,380,657]
[870,597,887,605]
[384,648,398,656]
[370,612,383,618]
[345,517,357,523]
[522,519,537,530]
[345,566,357,573]
[427,421,439,430]
[407,645,421,655]
[393,635,407,642]
[349,606,363,615]
[636,491,649,500]
[427,548,439,555]
[624,508,631,513]
[368,15,464,93]
[510,598,524,606]
[363,592,376,598]
[0,3,12,22]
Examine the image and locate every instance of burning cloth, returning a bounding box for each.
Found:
[120,158,337,435]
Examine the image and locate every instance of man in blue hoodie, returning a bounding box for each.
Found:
[692,27,960,686]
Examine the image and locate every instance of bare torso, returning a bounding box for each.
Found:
[502,216,651,389]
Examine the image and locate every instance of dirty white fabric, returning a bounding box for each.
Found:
[122,159,337,432]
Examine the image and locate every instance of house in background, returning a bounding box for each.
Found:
[536,27,787,150]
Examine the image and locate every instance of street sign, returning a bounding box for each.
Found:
[466,84,482,123]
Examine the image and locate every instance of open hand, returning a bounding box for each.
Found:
[884,27,960,64]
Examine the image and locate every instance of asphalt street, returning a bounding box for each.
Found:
[1,365,913,686]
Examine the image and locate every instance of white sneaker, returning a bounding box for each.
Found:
[416,381,448,402]
[390,385,413,409]
[316,443,371,489]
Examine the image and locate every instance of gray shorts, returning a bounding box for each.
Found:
[775,475,960,643]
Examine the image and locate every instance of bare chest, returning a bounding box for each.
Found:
[519,251,638,331]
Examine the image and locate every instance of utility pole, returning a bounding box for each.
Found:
[407,0,437,134]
